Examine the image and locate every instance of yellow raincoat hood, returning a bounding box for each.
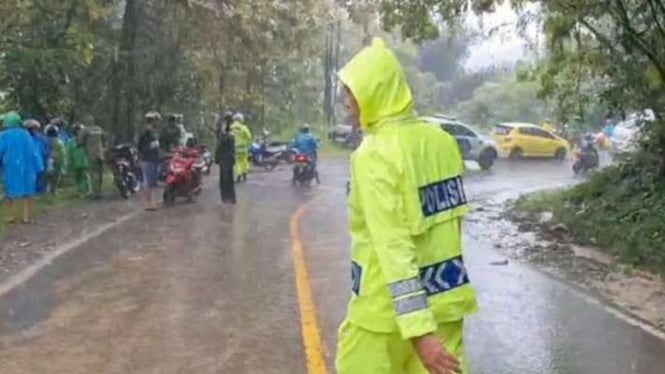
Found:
[338,38,415,131]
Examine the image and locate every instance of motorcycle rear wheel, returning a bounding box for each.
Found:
[163,187,177,205]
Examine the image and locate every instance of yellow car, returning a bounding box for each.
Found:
[493,122,570,160]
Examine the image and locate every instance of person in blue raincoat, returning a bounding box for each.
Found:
[0,112,44,223]
[25,119,51,194]
[293,124,319,159]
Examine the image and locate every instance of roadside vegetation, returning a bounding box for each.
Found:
[512,162,665,274]
[377,0,665,275]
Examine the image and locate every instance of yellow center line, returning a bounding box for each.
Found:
[289,203,329,374]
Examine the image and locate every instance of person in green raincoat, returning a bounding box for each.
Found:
[44,124,67,194]
[230,112,252,183]
[335,38,478,374]
[68,123,91,196]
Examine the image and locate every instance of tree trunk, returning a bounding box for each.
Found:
[110,0,141,143]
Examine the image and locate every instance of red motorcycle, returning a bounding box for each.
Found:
[163,147,205,205]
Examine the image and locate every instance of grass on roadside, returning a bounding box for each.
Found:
[319,138,353,159]
[512,164,665,274]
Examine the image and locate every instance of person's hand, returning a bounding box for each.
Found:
[413,334,461,374]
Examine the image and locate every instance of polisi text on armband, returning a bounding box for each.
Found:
[419,176,467,217]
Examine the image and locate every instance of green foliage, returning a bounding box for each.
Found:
[0,0,333,141]
[453,76,549,126]
[514,166,665,273]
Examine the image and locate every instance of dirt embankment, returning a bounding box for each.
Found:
[466,199,665,332]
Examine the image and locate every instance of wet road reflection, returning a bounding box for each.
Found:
[0,158,663,373]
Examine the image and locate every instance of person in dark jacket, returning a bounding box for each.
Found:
[137,112,162,211]
[215,111,236,204]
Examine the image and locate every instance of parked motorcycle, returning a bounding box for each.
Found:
[109,144,141,199]
[200,145,213,176]
[292,153,319,187]
[249,141,290,171]
[163,147,205,205]
[572,145,599,175]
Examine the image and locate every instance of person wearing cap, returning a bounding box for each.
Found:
[137,111,162,210]
[0,112,44,223]
[335,38,478,374]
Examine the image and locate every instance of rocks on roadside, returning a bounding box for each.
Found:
[490,259,509,266]
[539,211,553,224]
[551,223,569,234]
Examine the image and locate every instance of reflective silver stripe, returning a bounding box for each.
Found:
[394,294,429,316]
[389,278,424,298]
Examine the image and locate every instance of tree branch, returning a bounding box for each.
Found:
[647,0,665,40]
[612,0,665,82]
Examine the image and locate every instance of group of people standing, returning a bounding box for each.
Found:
[135,110,250,209]
[0,111,104,223]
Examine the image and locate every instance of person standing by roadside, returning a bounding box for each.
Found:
[215,111,236,205]
[81,116,106,199]
[335,39,477,374]
[0,112,44,223]
[51,118,72,146]
[230,113,252,183]
[44,124,67,194]
[24,119,51,194]
[68,123,92,197]
[137,112,162,211]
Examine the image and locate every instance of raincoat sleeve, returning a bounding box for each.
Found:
[354,150,437,340]
[243,125,253,145]
[32,138,45,174]
[0,133,6,168]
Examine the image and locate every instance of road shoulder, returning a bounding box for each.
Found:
[467,198,665,334]
[0,196,140,288]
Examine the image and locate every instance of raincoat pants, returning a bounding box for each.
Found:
[216,131,237,204]
[46,138,67,194]
[31,132,51,194]
[0,113,44,199]
[68,142,91,196]
[230,121,252,179]
[83,126,105,198]
[335,38,477,374]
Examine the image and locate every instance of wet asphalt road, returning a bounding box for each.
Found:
[1,158,664,373]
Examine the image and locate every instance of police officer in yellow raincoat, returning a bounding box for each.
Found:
[230,113,252,183]
[336,38,478,374]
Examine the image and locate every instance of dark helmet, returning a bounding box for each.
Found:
[145,111,161,121]
[72,123,85,136]
[186,137,198,148]
[300,124,311,133]
[51,117,67,129]
[45,124,59,138]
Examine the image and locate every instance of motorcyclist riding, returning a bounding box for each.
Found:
[160,113,186,152]
[293,124,318,163]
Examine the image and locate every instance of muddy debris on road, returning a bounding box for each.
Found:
[467,198,665,333]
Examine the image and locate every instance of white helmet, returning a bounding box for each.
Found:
[145,111,161,121]
[233,112,245,122]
